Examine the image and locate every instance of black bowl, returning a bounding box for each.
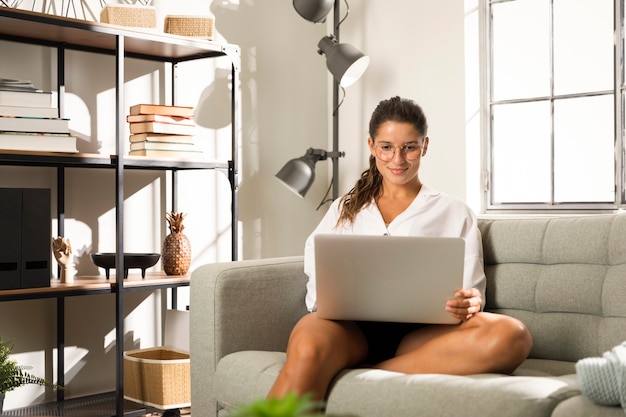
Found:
[90,253,160,279]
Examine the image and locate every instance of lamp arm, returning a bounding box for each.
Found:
[327,151,345,159]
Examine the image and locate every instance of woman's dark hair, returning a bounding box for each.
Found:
[336,96,428,227]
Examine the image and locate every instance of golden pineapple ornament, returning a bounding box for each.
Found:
[162,211,192,275]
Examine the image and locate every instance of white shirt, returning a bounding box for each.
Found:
[304,184,486,312]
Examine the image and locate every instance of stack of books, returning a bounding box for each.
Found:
[0,78,78,153]
[127,104,201,158]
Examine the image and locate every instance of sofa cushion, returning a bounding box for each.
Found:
[551,395,624,417]
[215,351,582,417]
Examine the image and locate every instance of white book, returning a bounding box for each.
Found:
[130,141,195,151]
[0,132,78,153]
[0,104,58,118]
[129,133,194,143]
[0,115,69,133]
[126,114,194,125]
[0,90,53,108]
[129,121,196,135]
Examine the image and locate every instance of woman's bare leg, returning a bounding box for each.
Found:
[374,312,532,375]
[267,312,368,400]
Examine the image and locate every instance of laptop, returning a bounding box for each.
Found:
[314,234,465,325]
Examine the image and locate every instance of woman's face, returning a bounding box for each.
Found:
[367,121,429,188]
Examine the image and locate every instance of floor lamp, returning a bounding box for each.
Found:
[276,0,369,206]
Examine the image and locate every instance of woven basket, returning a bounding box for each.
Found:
[124,347,190,410]
[100,5,157,28]
[164,15,215,39]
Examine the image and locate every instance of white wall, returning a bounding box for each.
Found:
[0,0,467,409]
[338,0,467,201]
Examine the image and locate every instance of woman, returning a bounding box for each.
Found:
[267,96,532,401]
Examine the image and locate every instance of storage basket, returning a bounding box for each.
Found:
[164,15,215,39]
[100,5,157,28]
[124,347,190,410]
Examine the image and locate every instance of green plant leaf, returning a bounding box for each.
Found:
[230,392,326,417]
[0,337,63,394]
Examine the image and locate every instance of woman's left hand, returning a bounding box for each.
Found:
[445,288,482,321]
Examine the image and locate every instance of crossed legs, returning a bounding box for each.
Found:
[267,312,532,400]
[266,313,368,400]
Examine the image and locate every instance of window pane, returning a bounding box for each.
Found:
[492,0,550,101]
[554,95,615,202]
[492,101,551,203]
[553,0,614,95]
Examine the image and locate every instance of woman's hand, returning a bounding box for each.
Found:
[445,288,482,322]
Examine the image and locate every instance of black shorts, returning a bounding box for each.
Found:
[355,321,428,364]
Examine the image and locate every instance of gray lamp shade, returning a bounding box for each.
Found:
[276,148,327,198]
[293,0,334,23]
[317,36,370,88]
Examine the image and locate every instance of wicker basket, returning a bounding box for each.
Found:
[100,5,157,28]
[124,347,190,410]
[164,15,215,39]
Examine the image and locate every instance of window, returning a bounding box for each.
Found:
[486,0,620,211]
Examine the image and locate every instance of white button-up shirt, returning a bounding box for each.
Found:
[304,184,486,312]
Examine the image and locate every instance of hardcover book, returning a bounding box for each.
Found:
[129,133,194,143]
[0,104,59,118]
[129,104,194,118]
[0,115,69,133]
[126,114,194,125]
[0,131,78,153]
[130,141,195,151]
[0,90,53,108]
[128,149,203,158]
[129,121,196,136]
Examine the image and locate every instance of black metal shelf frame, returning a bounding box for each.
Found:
[0,8,241,416]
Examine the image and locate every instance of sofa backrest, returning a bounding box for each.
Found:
[478,215,626,362]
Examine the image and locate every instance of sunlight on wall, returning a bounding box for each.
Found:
[65,93,91,149]
[103,292,161,352]
[464,0,482,213]
[96,177,163,255]
[57,346,89,384]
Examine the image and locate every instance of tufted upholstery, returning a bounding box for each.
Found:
[478,215,626,362]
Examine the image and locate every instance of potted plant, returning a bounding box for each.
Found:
[0,337,62,412]
[230,392,357,417]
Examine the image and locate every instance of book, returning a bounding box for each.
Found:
[0,78,40,92]
[129,121,197,135]
[0,115,69,133]
[128,149,203,158]
[0,90,53,107]
[129,133,194,143]
[129,104,194,118]
[0,131,78,153]
[0,104,59,118]
[126,114,194,125]
[130,141,196,151]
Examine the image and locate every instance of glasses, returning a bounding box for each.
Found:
[374,142,422,161]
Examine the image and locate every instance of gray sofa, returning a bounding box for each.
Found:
[190,214,626,417]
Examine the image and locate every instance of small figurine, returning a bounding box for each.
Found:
[52,237,77,283]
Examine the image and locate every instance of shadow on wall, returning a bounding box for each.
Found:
[209,0,330,259]
[195,68,233,130]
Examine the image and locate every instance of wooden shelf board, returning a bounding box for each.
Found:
[0,8,235,61]
[0,272,189,301]
[0,151,230,170]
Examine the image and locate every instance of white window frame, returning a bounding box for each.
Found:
[482,0,625,214]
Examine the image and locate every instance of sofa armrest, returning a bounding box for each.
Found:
[190,256,308,415]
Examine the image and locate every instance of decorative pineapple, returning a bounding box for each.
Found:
[162,211,192,275]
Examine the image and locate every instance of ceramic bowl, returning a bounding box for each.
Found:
[90,253,160,279]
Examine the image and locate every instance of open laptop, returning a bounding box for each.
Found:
[314,234,465,325]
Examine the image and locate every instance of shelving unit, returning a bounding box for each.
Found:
[0,8,240,416]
